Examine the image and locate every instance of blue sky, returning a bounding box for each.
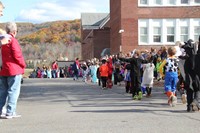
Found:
[0,0,109,23]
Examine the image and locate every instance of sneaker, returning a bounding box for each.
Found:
[0,112,6,118]
[181,94,187,104]
[142,93,146,97]
[2,113,21,119]
[132,95,138,100]
[191,101,200,112]
[102,87,106,90]
[168,96,172,106]
[171,95,177,107]
[138,92,143,100]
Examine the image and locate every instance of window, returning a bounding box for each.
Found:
[195,0,200,3]
[194,26,200,41]
[138,18,200,45]
[167,0,175,4]
[181,0,189,4]
[155,0,162,4]
[153,27,161,42]
[140,27,148,43]
[180,27,188,42]
[167,27,175,42]
[140,0,147,4]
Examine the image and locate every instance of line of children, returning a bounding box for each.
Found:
[78,44,196,111]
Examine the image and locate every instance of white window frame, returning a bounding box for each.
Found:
[180,19,189,42]
[153,27,162,43]
[138,18,200,45]
[138,19,148,44]
[167,27,175,42]
[165,19,176,44]
[154,0,162,5]
[138,0,200,7]
[140,0,148,5]
[180,27,189,42]
[167,0,176,5]
[193,19,200,41]
[181,0,189,4]
[194,0,200,3]
[140,27,148,43]
[194,26,200,41]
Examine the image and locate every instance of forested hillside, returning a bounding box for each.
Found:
[0,20,81,67]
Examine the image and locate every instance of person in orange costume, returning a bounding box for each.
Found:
[99,59,109,89]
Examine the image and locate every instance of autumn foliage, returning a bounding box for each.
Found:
[18,19,81,44]
[0,20,82,67]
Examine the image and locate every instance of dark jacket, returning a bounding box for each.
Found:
[118,57,147,78]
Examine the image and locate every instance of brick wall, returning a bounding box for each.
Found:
[110,0,200,54]
[110,0,122,54]
[93,29,110,59]
[81,29,110,60]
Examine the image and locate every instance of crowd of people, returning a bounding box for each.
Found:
[0,1,199,122]
[29,61,76,79]
[70,38,200,112]
[25,39,200,113]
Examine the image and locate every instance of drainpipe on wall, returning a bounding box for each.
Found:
[119,29,124,52]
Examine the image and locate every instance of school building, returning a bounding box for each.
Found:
[81,0,200,60]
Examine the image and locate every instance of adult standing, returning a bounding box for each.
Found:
[51,60,58,78]
[191,36,200,111]
[193,36,200,111]
[0,22,26,119]
[182,39,200,112]
[72,58,80,80]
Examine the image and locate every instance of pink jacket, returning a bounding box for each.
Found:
[0,34,26,76]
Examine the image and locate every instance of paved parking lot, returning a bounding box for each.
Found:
[1,78,200,133]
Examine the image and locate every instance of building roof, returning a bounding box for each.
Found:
[81,13,109,29]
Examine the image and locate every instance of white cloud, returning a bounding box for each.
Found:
[16,0,109,23]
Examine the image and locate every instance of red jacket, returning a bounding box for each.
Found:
[52,62,58,70]
[107,58,113,76]
[0,34,26,76]
[99,63,109,77]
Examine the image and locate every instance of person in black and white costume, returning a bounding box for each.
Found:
[180,39,200,112]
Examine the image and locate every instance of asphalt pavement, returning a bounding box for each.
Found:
[1,78,200,133]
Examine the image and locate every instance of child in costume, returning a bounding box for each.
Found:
[141,54,155,97]
[118,50,148,100]
[159,47,179,107]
